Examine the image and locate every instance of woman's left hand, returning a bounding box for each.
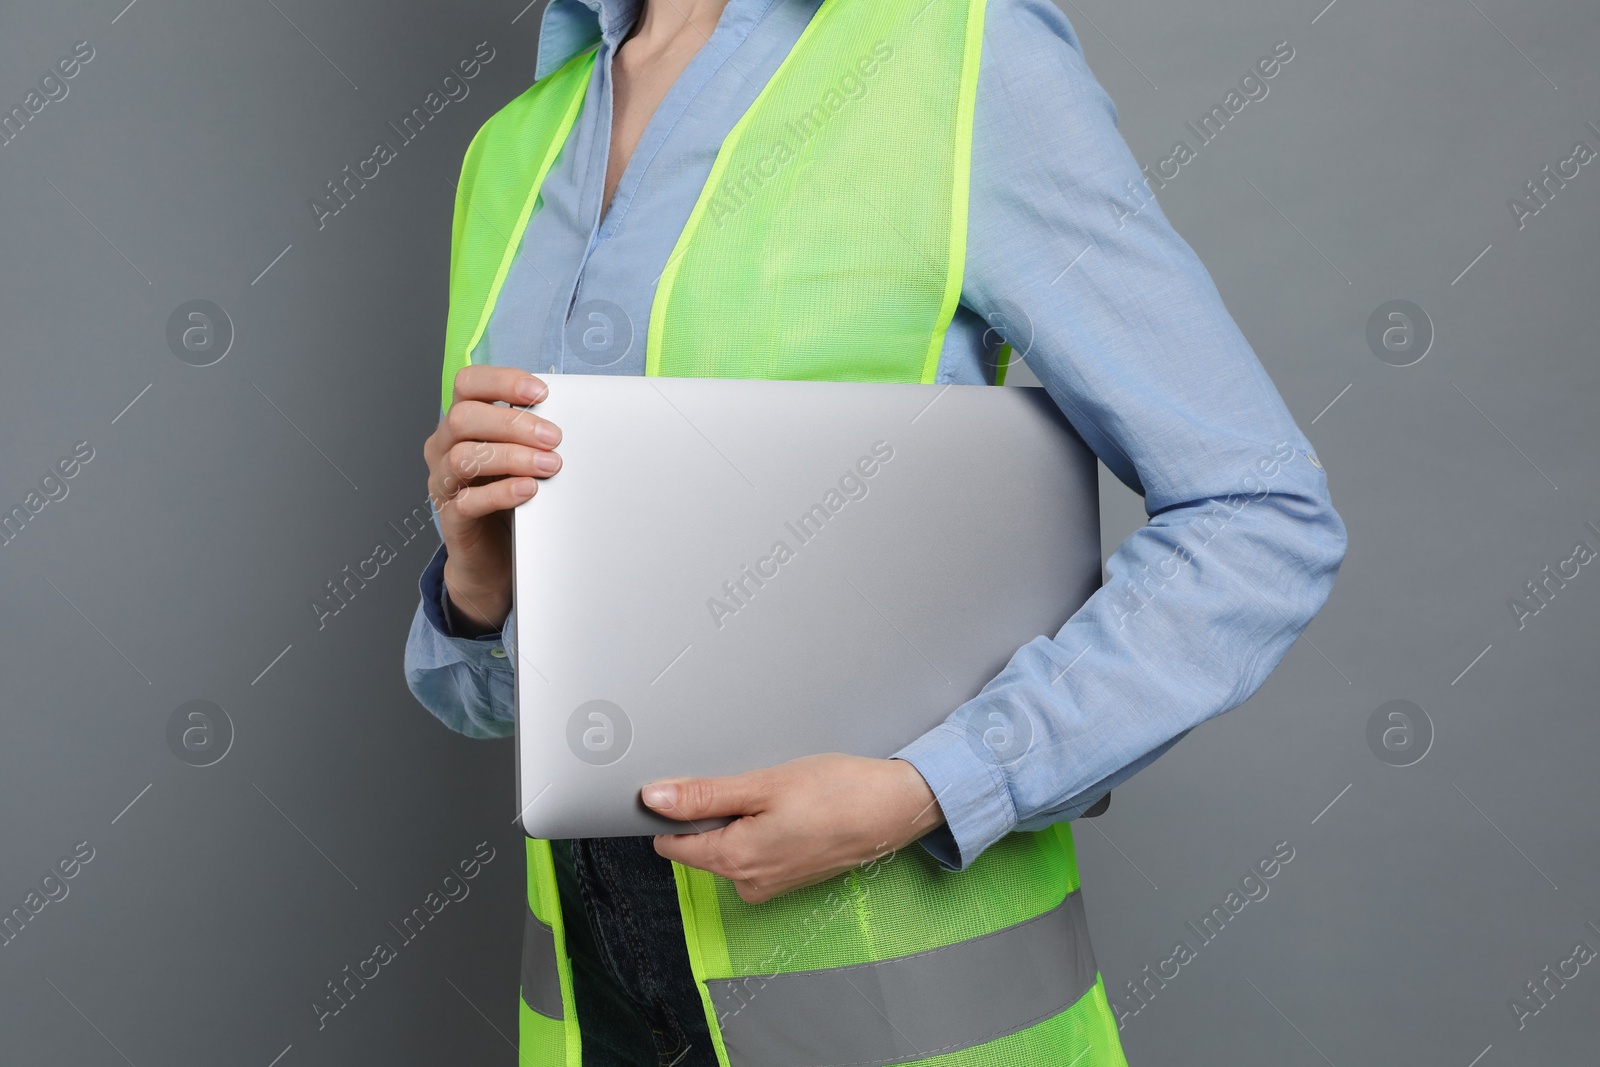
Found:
[643,753,946,904]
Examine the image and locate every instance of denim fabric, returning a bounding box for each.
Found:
[551,837,715,1067]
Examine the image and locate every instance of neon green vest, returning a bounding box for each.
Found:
[443,0,1125,1062]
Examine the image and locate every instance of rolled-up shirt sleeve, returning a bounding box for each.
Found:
[893,0,1348,870]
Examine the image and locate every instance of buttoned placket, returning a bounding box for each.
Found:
[547,0,638,375]
[540,0,776,377]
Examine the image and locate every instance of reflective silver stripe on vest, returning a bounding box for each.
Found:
[521,903,563,1019]
[709,890,1096,1067]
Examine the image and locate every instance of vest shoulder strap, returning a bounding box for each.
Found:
[647,0,987,383]
[441,45,597,411]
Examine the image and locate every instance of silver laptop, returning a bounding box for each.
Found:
[512,374,1101,839]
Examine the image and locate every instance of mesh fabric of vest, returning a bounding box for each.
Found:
[440,46,598,411]
[646,0,974,382]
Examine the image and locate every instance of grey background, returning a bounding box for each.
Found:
[1,0,1596,1063]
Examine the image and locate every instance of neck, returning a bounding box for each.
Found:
[628,0,732,50]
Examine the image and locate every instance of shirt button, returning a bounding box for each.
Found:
[490,647,508,658]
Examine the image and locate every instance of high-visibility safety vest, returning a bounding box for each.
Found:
[440,0,1129,1061]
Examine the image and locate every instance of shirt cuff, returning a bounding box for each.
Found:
[891,722,1018,872]
[417,543,515,671]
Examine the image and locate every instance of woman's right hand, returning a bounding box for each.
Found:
[423,366,562,633]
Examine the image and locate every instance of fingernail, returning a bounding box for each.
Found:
[517,377,547,402]
[642,783,676,809]
[534,452,561,473]
[534,421,561,446]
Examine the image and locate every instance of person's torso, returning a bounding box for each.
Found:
[475,0,1000,383]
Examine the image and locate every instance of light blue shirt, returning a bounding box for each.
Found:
[404,0,1348,871]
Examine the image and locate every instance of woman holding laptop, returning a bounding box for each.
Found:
[406,0,1346,1062]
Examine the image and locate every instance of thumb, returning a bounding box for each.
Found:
[642,772,767,822]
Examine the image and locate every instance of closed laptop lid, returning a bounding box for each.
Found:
[512,374,1101,838]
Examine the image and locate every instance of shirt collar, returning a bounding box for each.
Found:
[535,0,643,79]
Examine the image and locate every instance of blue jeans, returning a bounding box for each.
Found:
[550,837,717,1067]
